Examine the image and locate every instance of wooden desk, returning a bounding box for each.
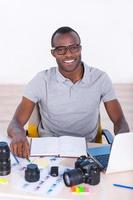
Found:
[0,137,133,200]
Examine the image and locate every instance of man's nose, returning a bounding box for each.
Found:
[65,47,72,56]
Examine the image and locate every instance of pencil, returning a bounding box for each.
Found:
[113,184,133,190]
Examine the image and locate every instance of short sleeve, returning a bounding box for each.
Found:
[23,72,43,103]
[101,72,116,102]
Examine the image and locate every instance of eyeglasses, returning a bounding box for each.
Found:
[52,44,81,55]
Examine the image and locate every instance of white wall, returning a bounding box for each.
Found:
[0,0,133,84]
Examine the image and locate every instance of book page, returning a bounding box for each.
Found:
[59,136,87,157]
[30,137,58,156]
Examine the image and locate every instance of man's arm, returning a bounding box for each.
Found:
[7,97,35,158]
[104,99,129,134]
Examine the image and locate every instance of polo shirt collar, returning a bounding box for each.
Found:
[56,68,67,83]
[80,62,91,84]
[56,62,91,84]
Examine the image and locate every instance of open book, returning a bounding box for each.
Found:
[30,136,87,158]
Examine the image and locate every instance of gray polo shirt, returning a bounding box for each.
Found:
[24,62,116,141]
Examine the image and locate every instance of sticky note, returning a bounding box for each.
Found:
[0,178,8,184]
[71,185,90,194]
[76,186,80,192]
[85,185,90,192]
[71,186,76,192]
[79,185,85,192]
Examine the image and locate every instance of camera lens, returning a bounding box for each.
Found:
[25,164,40,182]
[0,142,11,176]
[63,168,83,187]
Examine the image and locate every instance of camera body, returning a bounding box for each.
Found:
[63,155,100,187]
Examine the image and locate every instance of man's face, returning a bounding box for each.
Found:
[51,32,82,74]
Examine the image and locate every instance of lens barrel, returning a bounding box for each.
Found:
[63,168,83,187]
[0,142,11,176]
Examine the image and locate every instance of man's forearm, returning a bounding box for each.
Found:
[114,117,130,134]
[7,119,26,138]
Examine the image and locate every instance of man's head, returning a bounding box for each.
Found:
[51,26,82,75]
[51,27,81,47]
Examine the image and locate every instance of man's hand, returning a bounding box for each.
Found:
[10,134,30,158]
[7,97,36,158]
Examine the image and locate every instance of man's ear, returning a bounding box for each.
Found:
[51,49,56,57]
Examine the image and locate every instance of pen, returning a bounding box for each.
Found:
[113,184,133,190]
[27,158,31,163]
[12,154,19,164]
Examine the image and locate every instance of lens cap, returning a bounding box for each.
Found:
[25,164,40,182]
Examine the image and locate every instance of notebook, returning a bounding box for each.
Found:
[87,132,133,174]
[30,136,87,157]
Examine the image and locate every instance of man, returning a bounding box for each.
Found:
[7,26,129,158]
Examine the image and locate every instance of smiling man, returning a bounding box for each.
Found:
[7,26,129,158]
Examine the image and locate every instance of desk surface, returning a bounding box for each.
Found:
[0,136,133,200]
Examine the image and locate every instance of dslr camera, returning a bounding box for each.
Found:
[63,155,100,187]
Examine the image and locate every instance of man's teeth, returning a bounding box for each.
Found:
[64,60,74,63]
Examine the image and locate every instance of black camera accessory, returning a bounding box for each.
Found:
[63,155,100,187]
[0,141,11,176]
[50,166,58,177]
[25,164,40,182]
[63,168,83,186]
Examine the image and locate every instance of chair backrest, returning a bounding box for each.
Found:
[95,123,102,143]
[28,104,40,137]
[27,104,103,143]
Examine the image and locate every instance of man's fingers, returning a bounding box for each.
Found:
[10,139,29,158]
[10,142,18,155]
[17,143,23,157]
[23,141,30,158]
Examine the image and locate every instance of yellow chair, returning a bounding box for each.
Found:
[27,104,113,144]
[27,104,40,138]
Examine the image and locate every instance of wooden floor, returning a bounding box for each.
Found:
[0,84,133,136]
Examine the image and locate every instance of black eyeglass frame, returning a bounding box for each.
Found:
[51,44,81,55]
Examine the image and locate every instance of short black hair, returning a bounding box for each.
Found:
[51,26,81,47]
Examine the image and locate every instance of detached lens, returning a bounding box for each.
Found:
[25,164,40,182]
[0,142,10,161]
[63,169,83,187]
[0,142,11,176]
[0,160,11,176]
